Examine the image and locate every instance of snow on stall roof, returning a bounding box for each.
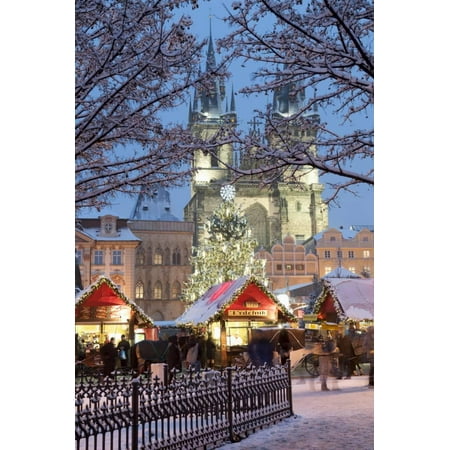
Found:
[176,275,295,327]
[326,278,374,320]
[324,267,361,279]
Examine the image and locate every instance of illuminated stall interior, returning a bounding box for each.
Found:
[75,276,156,349]
[176,275,298,367]
[312,277,374,333]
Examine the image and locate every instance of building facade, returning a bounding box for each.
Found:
[127,188,194,320]
[184,30,328,250]
[75,215,141,300]
[304,227,374,278]
[255,234,319,292]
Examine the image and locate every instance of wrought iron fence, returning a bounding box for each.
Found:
[75,361,293,450]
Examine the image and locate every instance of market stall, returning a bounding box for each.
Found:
[176,275,298,367]
[75,276,156,352]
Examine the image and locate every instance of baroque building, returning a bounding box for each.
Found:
[304,227,374,279]
[184,30,328,249]
[75,215,141,300]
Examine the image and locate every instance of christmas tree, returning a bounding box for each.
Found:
[182,185,267,305]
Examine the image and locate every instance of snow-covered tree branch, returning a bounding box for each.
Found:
[75,0,219,210]
[209,0,374,199]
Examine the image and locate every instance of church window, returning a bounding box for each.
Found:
[296,202,301,212]
[211,147,219,167]
[135,281,144,299]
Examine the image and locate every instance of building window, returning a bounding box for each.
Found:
[295,235,304,244]
[112,250,122,265]
[363,236,369,242]
[349,267,356,273]
[154,282,162,299]
[94,250,104,265]
[172,249,181,265]
[337,250,342,258]
[285,264,293,271]
[75,249,83,264]
[136,248,145,265]
[296,264,305,271]
[154,249,163,265]
[325,266,332,275]
[330,236,336,241]
[348,251,354,259]
[135,281,144,299]
[296,202,301,212]
[324,250,331,259]
[211,147,219,167]
[104,222,113,233]
[276,264,283,271]
[171,281,181,299]
[363,250,370,258]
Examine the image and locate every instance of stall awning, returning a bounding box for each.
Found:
[75,276,154,327]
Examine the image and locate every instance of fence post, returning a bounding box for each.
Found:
[287,359,293,416]
[131,378,140,450]
[227,367,234,442]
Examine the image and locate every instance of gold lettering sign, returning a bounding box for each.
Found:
[243,301,260,308]
[227,310,268,317]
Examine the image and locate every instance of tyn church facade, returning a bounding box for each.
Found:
[183,31,328,249]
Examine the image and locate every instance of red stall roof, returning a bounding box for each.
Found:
[75,276,154,327]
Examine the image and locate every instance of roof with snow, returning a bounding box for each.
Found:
[176,275,297,327]
[314,278,374,321]
[75,276,154,327]
[324,267,361,279]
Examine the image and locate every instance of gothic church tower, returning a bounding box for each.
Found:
[184,29,328,249]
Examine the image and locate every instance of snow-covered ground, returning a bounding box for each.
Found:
[217,374,374,449]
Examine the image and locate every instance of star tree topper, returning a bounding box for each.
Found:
[220,184,235,202]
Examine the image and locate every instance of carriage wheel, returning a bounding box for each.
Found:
[304,354,319,377]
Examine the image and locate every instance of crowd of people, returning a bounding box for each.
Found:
[76,324,374,387]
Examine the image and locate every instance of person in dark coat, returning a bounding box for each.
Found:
[248,330,273,367]
[277,329,293,365]
[337,332,356,379]
[100,337,118,378]
[166,335,181,383]
[364,326,374,388]
[117,334,131,368]
[205,334,216,368]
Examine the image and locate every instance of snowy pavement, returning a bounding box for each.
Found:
[217,374,374,449]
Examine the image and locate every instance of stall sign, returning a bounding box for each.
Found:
[303,314,318,322]
[226,309,276,320]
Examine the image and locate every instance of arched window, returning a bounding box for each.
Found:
[154,248,163,265]
[135,281,144,299]
[154,281,162,299]
[136,247,145,265]
[171,281,181,299]
[172,248,181,265]
[164,248,171,265]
